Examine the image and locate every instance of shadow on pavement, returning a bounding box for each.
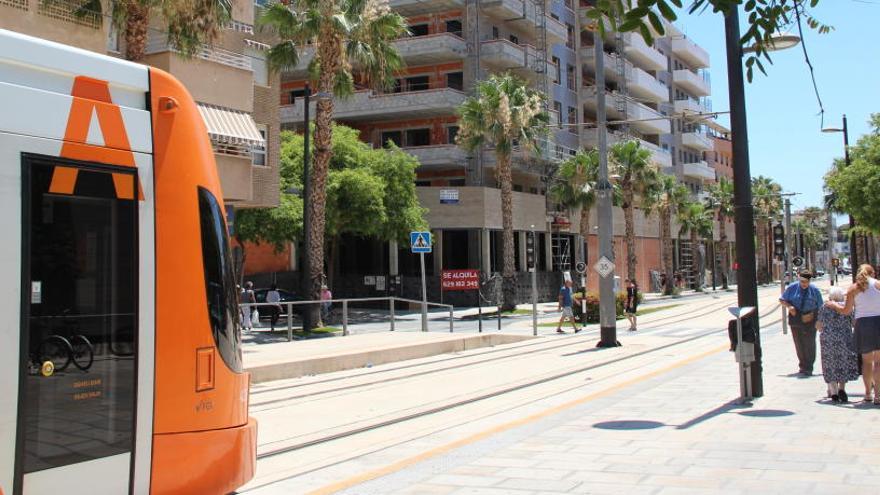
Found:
[593,420,666,430]
[675,400,751,430]
[737,409,795,418]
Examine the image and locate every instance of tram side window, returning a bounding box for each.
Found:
[198,187,243,372]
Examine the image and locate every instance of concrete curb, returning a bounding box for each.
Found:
[246,333,536,384]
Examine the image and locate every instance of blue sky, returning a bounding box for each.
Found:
[674,2,880,213]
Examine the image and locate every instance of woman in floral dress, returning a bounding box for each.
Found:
[817,286,860,403]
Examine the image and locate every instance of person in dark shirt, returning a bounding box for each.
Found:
[625,279,640,331]
[556,278,581,334]
[779,271,824,376]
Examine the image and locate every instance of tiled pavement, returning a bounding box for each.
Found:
[341,322,880,495]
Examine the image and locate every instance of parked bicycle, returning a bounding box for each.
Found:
[30,312,94,374]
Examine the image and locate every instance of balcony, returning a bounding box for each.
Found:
[621,32,666,72]
[681,160,716,181]
[579,46,628,82]
[681,131,713,152]
[481,0,568,44]
[628,67,668,103]
[403,145,468,169]
[417,186,548,230]
[581,86,670,135]
[390,0,464,16]
[481,39,555,77]
[581,128,671,168]
[671,36,710,69]
[673,98,706,118]
[280,88,465,124]
[283,33,466,77]
[673,69,710,97]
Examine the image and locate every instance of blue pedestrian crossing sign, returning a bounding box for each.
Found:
[410,231,432,253]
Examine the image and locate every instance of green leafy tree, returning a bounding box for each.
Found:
[751,175,782,283]
[705,176,734,288]
[457,73,549,310]
[677,201,714,290]
[551,150,599,262]
[643,173,688,294]
[74,0,231,61]
[825,114,880,234]
[609,140,658,283]
[583,0,831,82]
[260,0,409,305]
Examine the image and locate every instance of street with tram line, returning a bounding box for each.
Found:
[231,280,880,494]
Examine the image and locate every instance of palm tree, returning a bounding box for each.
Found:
[677,201,714,290]
[751,175,782,283]
[76,0,232,61]
[643,173,688,295]
[551,150,599,266]
[609,140,657,284]
[457,73,549,310]
[705,176,734,289]
[261,0,408,314]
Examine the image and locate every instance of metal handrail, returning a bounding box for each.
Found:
[242,296,454,341]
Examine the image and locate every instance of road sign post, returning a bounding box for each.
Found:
[576,262,587,329]
[411,231,432,332]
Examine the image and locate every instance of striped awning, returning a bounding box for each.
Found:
[197,103,265,148]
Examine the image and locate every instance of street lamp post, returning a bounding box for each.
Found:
[594,32,618,348]
[823,115,855,281]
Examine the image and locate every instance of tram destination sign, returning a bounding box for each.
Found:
[441,269,480,291]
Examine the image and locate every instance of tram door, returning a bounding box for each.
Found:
[17,156,138,494]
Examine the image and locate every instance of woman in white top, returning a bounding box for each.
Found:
[827,264,880,404]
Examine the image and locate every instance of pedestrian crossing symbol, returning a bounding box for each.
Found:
[411,231,432,253]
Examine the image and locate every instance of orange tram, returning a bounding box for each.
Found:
[0,29,256,494]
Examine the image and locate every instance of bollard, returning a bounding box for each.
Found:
[286,303,293,342]
[449,306,454,333]
[389,298,395,332]
[342,300,349,336]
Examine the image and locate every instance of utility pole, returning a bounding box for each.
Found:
[725,6,762,396]
[595,30,618,348]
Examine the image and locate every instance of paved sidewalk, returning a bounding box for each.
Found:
[341,321,880,495]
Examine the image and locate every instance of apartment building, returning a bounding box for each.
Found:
[0,0,280,215]
[278,0,586,302]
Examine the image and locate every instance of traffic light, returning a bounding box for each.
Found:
[773,224,785,259]
[526,231,535,270]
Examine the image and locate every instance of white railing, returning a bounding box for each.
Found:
[226,20,254,34]
[37,0,102,29]
[1,0,28,11]
[145,35,252,71]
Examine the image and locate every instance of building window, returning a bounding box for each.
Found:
[405,128,431,147]
[553,101,562,127]
[492,26,499,39]
[445,19,462,37]
[252,124,267,166]
[509,34,519,44]
[381,130,403,148]
[415,180,431,187]
[529,186,538,194]
[410,23,429,36]
[566,64,575,89]
[551,56,561,84]
[446,125,459,144]
[448,178,466,186]
[288,88,307,105]
[566,24,575,49]
[567,106,577,134]
[446,72,464,91]
[513,184,523,192]
[405,75,430,91]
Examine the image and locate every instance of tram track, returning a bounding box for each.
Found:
[254,298,782,461]
[249,292,749,408]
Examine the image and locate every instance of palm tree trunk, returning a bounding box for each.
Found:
[306,47,338,325]
[498,151,516,311]
[624,190,636,283]
[124,1,150,61]
[755,220,767,283]
[662,208,674,295]
[691,230,699,290]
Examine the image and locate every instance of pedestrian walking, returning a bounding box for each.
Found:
[817,286,859,403]
[267,284,282,331]
[241,281,256,331]
[779,271,823,377]
[826,264,880,404]
[625,279,640,331]
[556,278,581,334]
[321,284,333,322]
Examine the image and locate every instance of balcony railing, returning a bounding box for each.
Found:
[681,131,713,152]
[681,160,715,181]
[402,145,468,168]
[145,35,252,71]
[281,87,466,123]
[37,0,102,29]
[671,36,710,69]
[673,69,710,97]
[481,0,568,43]
[390,0,464,16]
[2,0,28,11]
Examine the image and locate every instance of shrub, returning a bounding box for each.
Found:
[572,291,632,323]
